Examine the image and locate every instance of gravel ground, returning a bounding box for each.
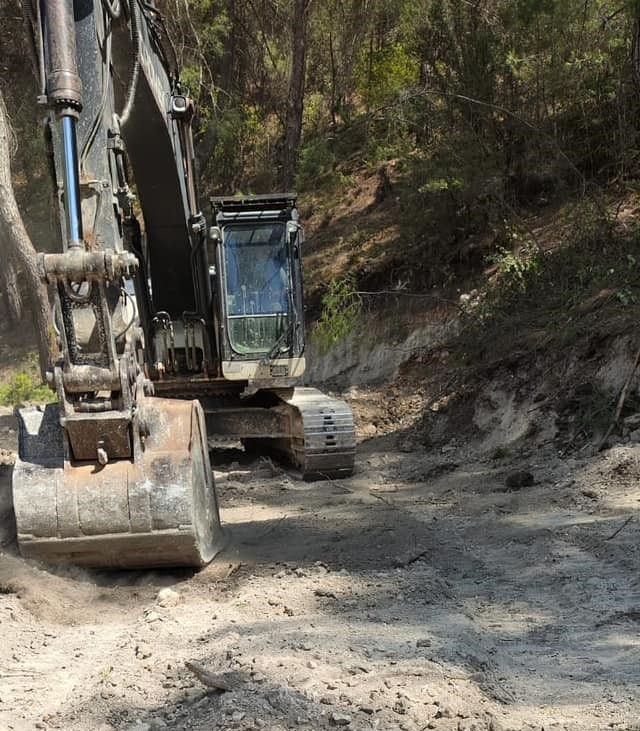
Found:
[1,410,640,731]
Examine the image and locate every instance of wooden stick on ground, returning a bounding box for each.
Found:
[598,346,640,451]
[605,515,634,541]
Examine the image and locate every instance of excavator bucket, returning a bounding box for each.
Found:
[12,398,224,569]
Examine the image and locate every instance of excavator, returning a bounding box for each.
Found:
[12,0,356,569]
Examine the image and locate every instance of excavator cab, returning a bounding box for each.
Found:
[211,196,306,382]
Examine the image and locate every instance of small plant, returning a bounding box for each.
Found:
[0,373,54,408]
[490,239,541,293]
[616,286,636,306]
[312,275,362,353]
[99,665,114,685]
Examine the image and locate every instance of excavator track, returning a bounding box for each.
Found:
[271,387,356,479]
[13,399,224,569]
[283,387,356,478]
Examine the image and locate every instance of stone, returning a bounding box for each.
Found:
[504,471,534,490]
[157,588,181,608]
[135,645,152,660]
[393,699,408,715]
[623,413,640,428]
[329,711,352,726]
[266,689,293,712]
[435,705,454,719]
[458,720,483,731]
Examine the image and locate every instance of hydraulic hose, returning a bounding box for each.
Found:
[118,0,140,127]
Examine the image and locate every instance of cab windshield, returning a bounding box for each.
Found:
[223,222,291,355]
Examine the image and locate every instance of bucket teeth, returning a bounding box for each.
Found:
[13,400,224,569]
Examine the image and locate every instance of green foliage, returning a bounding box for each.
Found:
[355,43,419,109]
[312,276,362,353]
[0,373,54,408]
[458,197,640,368]
[296,138,338,192]
[204,105,280,193]
[9,0,640,329]
[296,136,355,193]
[157,0,640,207]
[490,240,542,293]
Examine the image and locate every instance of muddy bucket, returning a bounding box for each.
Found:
[13,398,224,569]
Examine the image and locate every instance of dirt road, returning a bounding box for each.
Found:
[1,407,639,731]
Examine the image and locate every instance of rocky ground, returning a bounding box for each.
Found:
[1,372,640,731]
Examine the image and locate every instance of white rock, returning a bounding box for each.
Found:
[157,588,181,607]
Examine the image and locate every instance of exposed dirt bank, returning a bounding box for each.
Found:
[2,339,640,731]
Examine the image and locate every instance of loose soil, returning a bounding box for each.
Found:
[1,369,640,731]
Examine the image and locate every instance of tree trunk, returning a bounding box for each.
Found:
[281,0,312,189]
[0,90,55,378]
[0,252,23,325]
[633,9,640,93]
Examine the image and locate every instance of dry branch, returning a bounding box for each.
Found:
[597,346,640,451]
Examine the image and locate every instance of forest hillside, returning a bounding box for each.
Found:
[2,1,640,401]
[4,4,640,731]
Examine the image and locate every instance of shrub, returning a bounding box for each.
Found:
[312,275,362,353]
[0,373,54,407]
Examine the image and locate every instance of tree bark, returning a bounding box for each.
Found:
[0,253,23,325]
[0,89,55,378]
[281,0,313,189]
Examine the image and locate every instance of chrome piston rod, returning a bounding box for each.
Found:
[42,0,84,248]
[61,114,83,247]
